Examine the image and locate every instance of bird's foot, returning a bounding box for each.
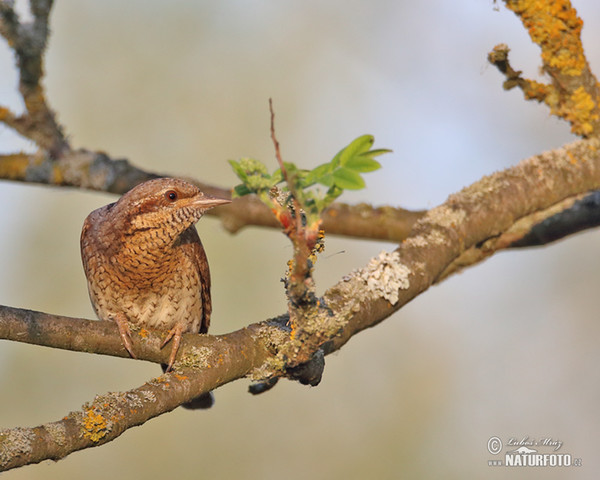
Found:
[111,313,137,359]
[161,325,184,372]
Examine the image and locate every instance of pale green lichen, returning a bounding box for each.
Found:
[359,251,410,305]
[179,346,214,369]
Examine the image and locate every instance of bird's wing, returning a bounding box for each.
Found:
[182,226,212,334]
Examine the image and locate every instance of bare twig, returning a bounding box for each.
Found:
[269,99,287,186]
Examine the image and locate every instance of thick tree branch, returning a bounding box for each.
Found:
[2,137,600,469]
[437,189,600,281]
[0,306,280,470]
[509,189,600,247]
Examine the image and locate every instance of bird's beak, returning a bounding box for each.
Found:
[191,194,231,210]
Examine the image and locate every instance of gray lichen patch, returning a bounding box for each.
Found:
[123,391,145,409]
[252,322,291,350]
[141,390,157,403]
[44,422,67,447]
[179,346,213,369]
[249,359,282,382]
[359,251,410,305]
[405,229,447,248]
[0,427,35,466]
[425,204,466,229]
[58,150,118,190]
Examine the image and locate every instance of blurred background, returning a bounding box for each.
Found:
[1,0,599,478]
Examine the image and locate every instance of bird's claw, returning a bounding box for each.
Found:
[161,326,184,372]
[112,313,137,359]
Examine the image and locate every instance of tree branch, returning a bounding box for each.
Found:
[0,305,280,470]
[0,150,424,242]
[437,188,600,281]
[489,1,600,137]
[0,0,67,155]
[2,136,600,469]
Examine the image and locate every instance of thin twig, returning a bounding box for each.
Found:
[269,99,285,178]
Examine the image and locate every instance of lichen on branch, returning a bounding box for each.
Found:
[489,0,600,137]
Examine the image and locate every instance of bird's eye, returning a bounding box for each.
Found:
[165,190,178,201]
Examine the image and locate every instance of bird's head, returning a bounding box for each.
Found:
[114,178,230,239]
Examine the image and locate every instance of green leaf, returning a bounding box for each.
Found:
[323,185,343,204]
[344,156,381,173]
[316,172,334,187]
[364,148,392,157]
[246,175,274,191]
[270,169,284,185]
[282,162,298,176]
[228,159,248,182]
[332,167,365,190]
[338,135,375,166]
[329,150,342,168]
[303,162,333,187]
[230,134,389,219]
[272,163,307,185]
[232,184,252,197]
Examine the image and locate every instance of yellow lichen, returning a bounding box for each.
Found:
[0,153,30,180]
[556,86,600,136]
[503,1,600,136]
[523,80,550,101]
[51,164,64,183]
[571,87,598,115]
[507,0,585,76]
[82,409,108,443]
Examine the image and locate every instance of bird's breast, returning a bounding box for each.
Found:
[84,244,204,334]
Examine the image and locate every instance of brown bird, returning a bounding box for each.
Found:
[81,177,230,409]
